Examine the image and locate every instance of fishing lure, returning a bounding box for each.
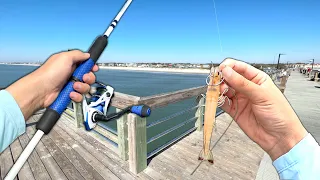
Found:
[198,66,229,164]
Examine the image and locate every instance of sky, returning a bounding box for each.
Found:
[0,0,320,64]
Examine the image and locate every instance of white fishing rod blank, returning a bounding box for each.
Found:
[4,1,133,179]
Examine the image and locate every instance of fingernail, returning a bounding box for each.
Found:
[85,53,90,56]
[219,63,226,71]
[70,93,76,98]
[84,75,90,82]
[223,66,233,78]
[75,83,81,89]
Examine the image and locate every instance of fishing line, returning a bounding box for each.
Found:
[212,0,223,53]
[190,79,238,175]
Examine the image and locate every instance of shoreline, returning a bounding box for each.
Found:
[99,66,210,74]
[0,63,40,67]
[0,64,211,74]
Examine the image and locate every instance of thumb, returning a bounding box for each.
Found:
[222,66,260,99]
[66,50,90,64]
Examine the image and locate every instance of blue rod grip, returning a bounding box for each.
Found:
[50,59,95,114]
[36,59,95,134]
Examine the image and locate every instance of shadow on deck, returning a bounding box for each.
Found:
[1,111,264,180]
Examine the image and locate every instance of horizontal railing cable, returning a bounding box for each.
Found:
[146,105,199,128]
[147,126,197,159]
[147,116,197,144]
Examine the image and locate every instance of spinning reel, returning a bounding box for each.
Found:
[82,82,151,131]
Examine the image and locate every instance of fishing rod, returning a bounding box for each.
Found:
[5,0,133,179]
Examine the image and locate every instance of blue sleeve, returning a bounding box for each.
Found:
[273,133,320,180]
[0,90,25,153]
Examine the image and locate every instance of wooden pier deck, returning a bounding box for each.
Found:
[0,113,153,180]
[146,113,264,180]
[1,111,264,180]
[284,70,320,141]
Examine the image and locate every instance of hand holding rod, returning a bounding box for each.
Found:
[5,1,133,179]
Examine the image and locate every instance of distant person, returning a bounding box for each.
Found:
[0,50,97,152]
[219,58,320,180]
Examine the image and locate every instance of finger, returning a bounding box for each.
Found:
[73,82,90,94]
[220,82,236,99]
[83,72,96,85]
[219,58,266,84]
[219,98,237,118]
[92,64,99,72]
[70,92,83,102]
[221,66,260,99]
[64,50,90,63]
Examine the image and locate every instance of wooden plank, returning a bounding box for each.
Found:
[138,86,207,109]
[18,133,51,180]
[28,116,104,180]
[142,167,166,180]
[117,108,129,160]
[0,146,16,179]
[9,135,34,180]
[195,97,205,131]
[56,116,136,180]
[40,135,85,180]
[110,92,140,109]
[147,157,183,180]
[22,121,67,180]
[58,114,152,180]
[127,113,147,174]
[16,118,85,180]
[51,125,118,180]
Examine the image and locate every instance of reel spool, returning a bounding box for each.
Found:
[82,82,114,130]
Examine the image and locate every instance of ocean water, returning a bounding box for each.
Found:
[0,64,212,154]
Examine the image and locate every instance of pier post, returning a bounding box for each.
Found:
[117,108,129,161]
[195,96,205,131]
[73,102,83,128]
[127,113,147,174]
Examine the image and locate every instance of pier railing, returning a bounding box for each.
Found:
[67,85,218,174]
[66,69,288,174]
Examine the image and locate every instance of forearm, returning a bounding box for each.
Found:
[0,90,26,152]
[6,71,45,120]
[273,133,320,179]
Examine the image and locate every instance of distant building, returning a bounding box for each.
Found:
[201,64,211,69]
